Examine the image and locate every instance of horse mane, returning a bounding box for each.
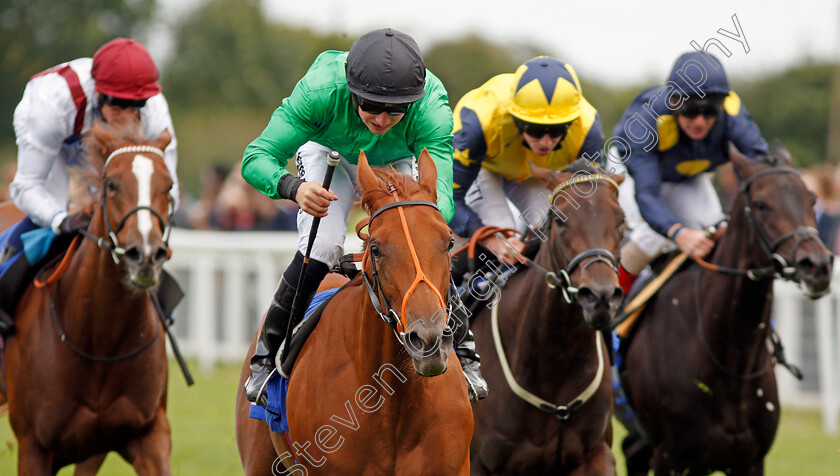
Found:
[561,158,603,176]
[71,119,146,210]
[360,166,431,214]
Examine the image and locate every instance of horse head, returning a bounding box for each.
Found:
[357,149,454,376]
[729,141,833,298]
[86,120,174,289]
[532,159,625,329]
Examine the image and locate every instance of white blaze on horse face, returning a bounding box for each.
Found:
[132,155,154,251]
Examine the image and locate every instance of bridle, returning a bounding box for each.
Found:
[696,166,824,282]
[78,145,173,264]
[523,173,621,303]
[360,184,450,342]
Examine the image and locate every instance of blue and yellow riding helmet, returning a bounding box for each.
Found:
[509,57,583,125]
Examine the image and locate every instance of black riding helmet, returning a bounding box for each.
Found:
[346,28,426,104]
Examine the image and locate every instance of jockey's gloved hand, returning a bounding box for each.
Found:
[57,211,92,235]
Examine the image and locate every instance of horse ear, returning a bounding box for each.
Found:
[729,142,754,179]
[91,121,117,157]
[530,162,561,189]
[769,139,795,167]
[153,129,172,151]
[417,148,438,198]
[357,150,379,194]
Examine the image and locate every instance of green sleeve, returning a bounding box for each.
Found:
[410,81,455,223]
[241,81,324,199]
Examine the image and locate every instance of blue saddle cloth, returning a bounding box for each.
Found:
[0,218,55,278]
[248,287,339,434]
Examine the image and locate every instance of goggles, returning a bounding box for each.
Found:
[679,104,721,119]
[100,94,147,110]
[353,94,411,116]
[513,117,571,139]
[677,95,725,119]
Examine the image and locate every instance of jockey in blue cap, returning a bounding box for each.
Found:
[608,51,768,293]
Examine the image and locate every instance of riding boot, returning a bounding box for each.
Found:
[244,252,330,407]
[244,277,300,407]
[451,296,489,402]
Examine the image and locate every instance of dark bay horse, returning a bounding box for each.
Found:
[619,143,833,475]
[235,149,473,475]
[0,120,175,475]
[469,160,625,475]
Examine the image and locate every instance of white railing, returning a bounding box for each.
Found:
[164,229,840,434]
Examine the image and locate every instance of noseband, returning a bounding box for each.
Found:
[525,174,621,303]
[361,184,449,340]
[79,146,173,264]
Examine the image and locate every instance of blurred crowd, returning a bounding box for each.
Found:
[174,162,298,231]
[3,159,840,248]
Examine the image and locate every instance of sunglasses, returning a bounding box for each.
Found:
[513,118,571,139]
[353,95,410,116]
[100,94,147,110]
[679,104,721,119]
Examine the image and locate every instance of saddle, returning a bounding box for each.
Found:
[276,282,349,378]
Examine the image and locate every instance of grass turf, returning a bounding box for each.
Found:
[0,362,838,474]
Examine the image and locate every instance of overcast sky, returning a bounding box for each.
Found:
[156,0,840,87]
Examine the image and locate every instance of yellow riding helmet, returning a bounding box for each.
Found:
[509,57,583,125]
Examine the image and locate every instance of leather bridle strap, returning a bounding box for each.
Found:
[362,192,447,334]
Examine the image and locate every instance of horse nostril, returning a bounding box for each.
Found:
[123,246,142,264]
[799,255,832,279]
[405,331,425,355]
[152,246,169,265]
[610,286,625,305]
[576,287,598,307]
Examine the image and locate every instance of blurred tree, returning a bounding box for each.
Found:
[0,0,156,145]
[736,62,833,168]
[424,35,540,106]
[162,0,352,111]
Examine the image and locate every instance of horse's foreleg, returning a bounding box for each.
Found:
[16,437,54,476]
[118,408,172,476]
[74,454,107,475]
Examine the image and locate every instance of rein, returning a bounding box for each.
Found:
[47,281,160,362]
[359,185,449,338]
[78,145,173,265]
[691,269,773,380]
[491,295,606,420]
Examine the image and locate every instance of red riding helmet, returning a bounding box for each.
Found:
[91,38,161,100]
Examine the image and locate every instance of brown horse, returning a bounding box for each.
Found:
[468,160,624,475]
[0,120,175,475]
[618,143,833,475]
[235,150,473,475]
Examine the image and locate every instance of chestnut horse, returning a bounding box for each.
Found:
[469,160,624,475]
[618,143,833,475]
[235,150,473,475]
[0,120,175,475]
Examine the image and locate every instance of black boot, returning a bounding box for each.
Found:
[244,277,298,406]
[451,294,489,402]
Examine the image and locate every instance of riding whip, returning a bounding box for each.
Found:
[281,150,341,360]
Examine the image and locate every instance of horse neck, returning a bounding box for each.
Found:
[56,210,153,349]
[507,245,594,372]
[699,203,775,363]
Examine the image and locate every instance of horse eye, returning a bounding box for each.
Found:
[105,180,117,192]
[753,200,768,212]
[370,243,382,258]
[448,237,455,251]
